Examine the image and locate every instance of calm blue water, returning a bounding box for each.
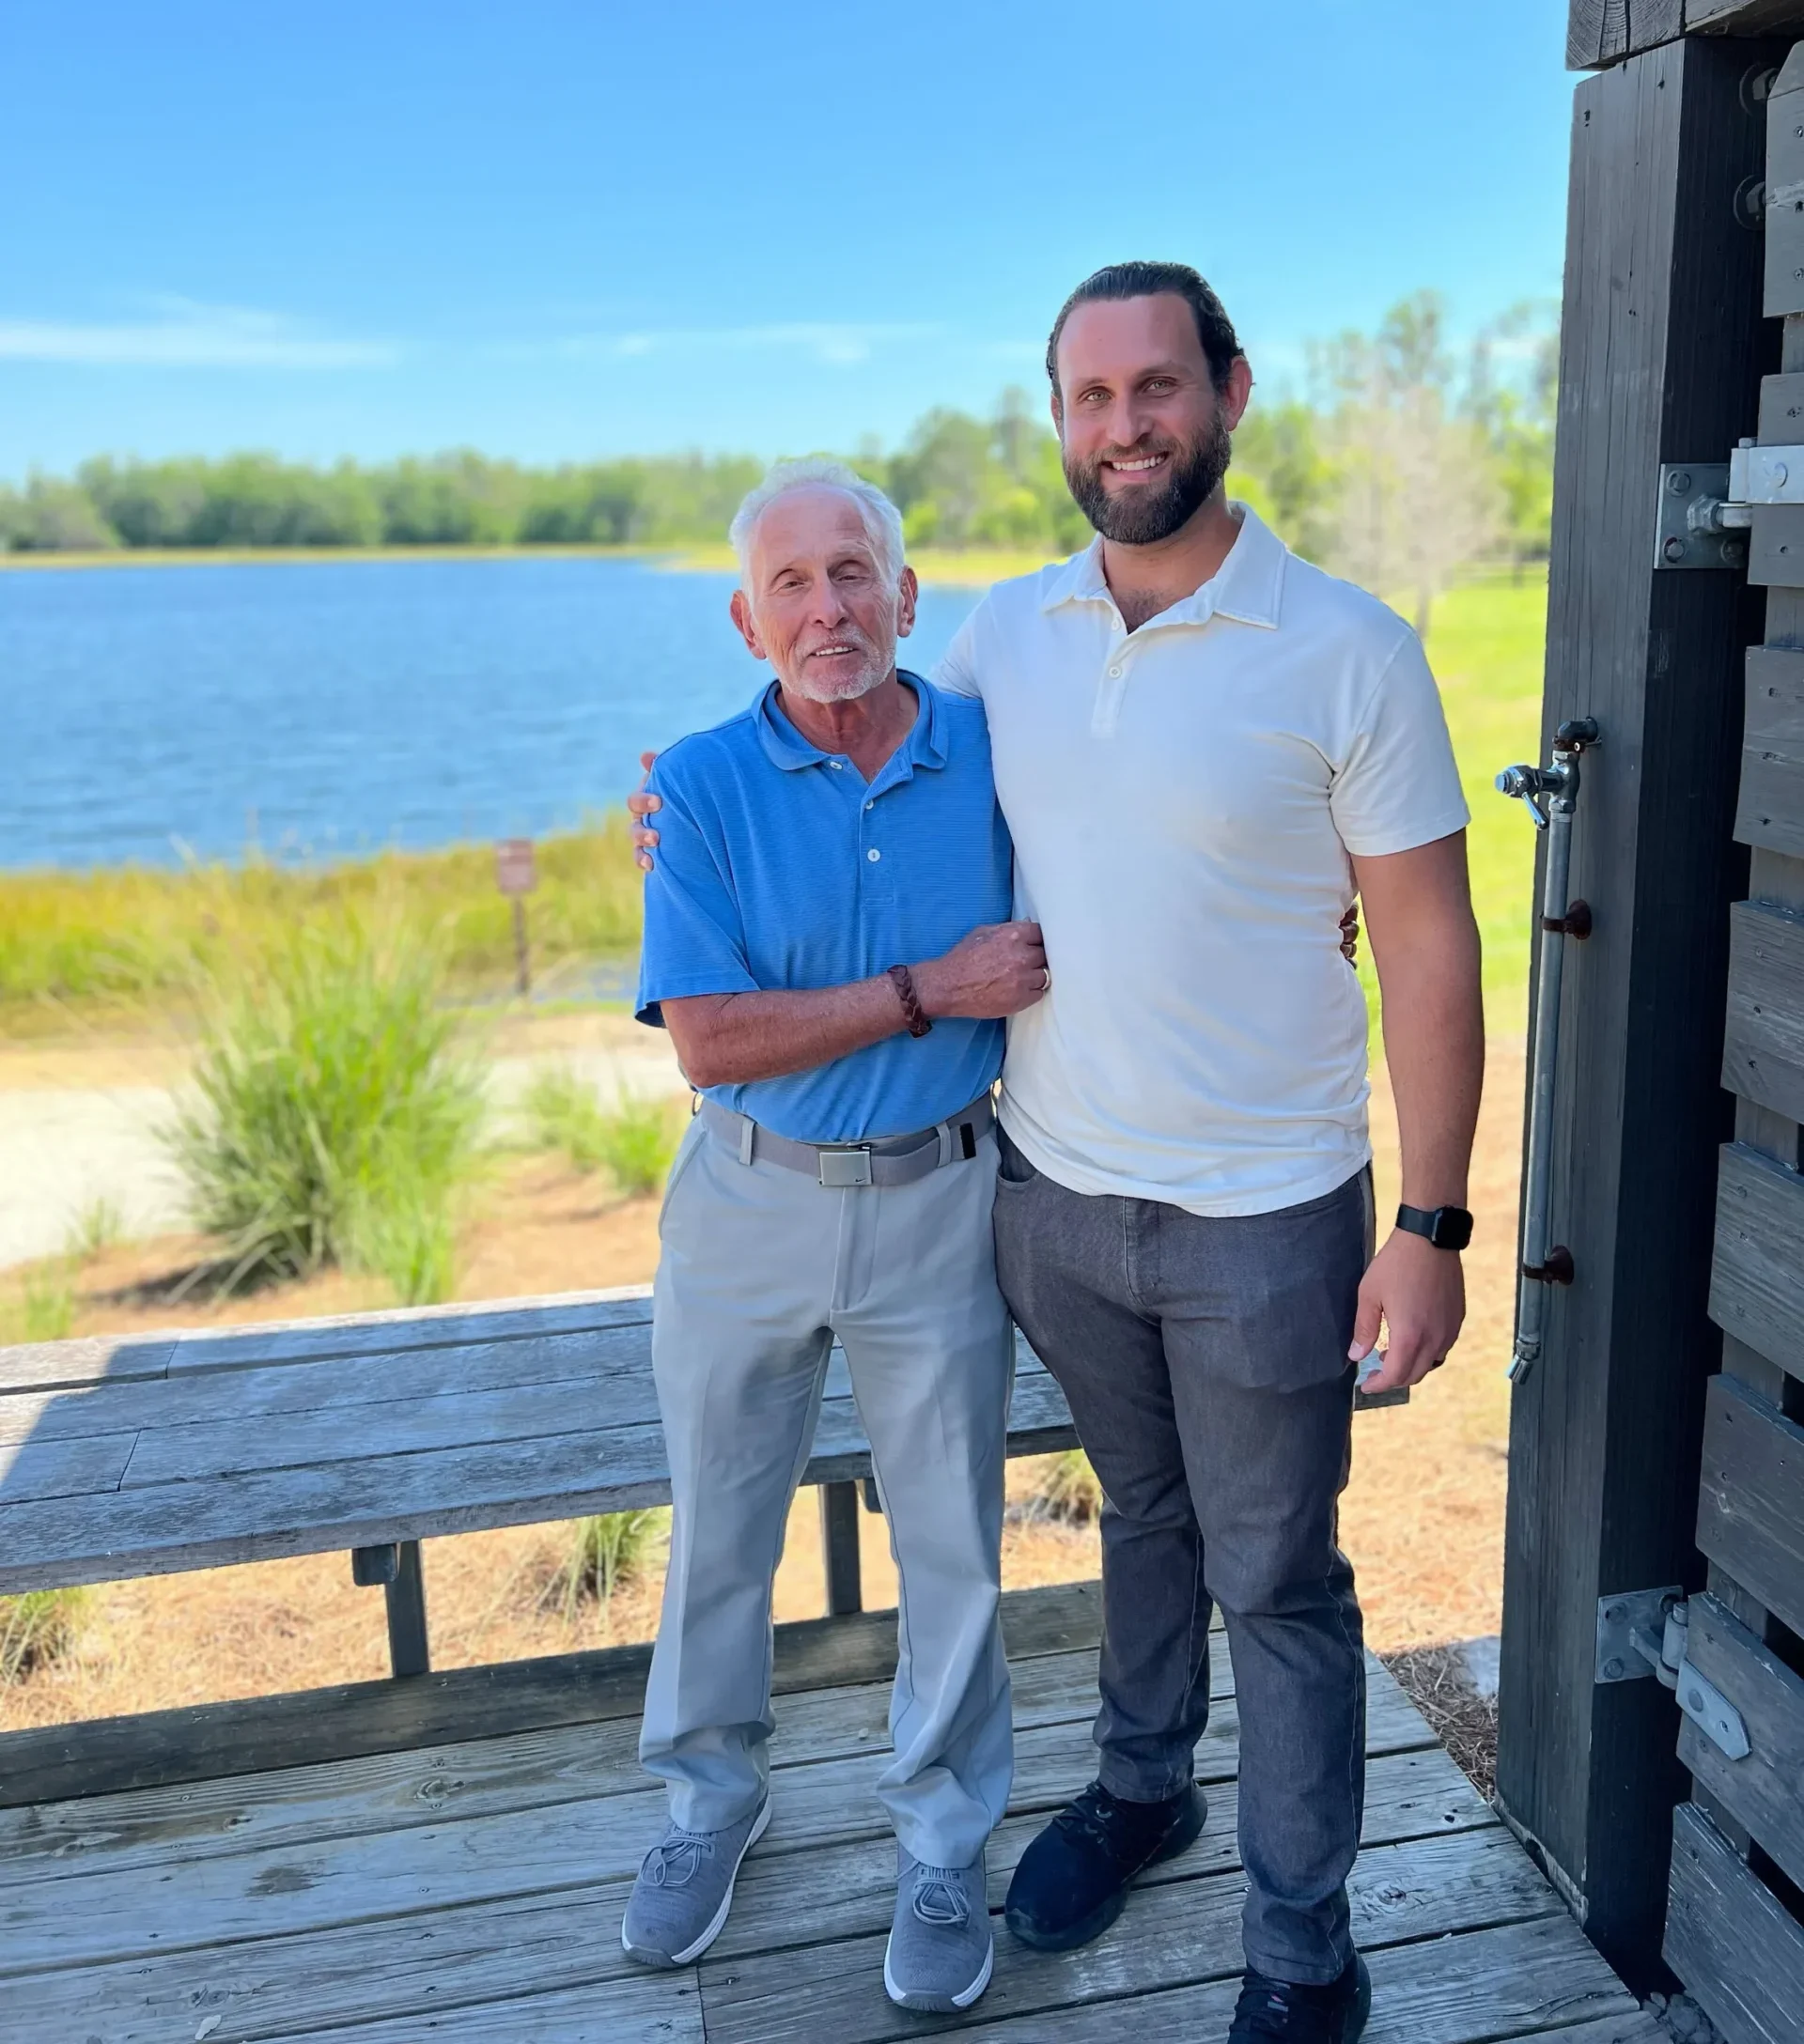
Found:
[0,556,985,870]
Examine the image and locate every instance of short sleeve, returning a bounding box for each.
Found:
[1329,628,1472,859]
[931,605,985,700]
[634,765,759,1027]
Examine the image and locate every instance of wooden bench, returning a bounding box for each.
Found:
[0,1283,1403,1681]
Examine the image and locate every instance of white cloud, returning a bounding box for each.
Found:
[545,321,943,367]
[0,298,401,369]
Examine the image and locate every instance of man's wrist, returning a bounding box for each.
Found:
[886,964,933,1039]
[1395,1201,1473,1252]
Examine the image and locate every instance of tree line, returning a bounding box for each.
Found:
[2,293,1553,632]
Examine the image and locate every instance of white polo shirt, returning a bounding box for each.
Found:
[934,504,1470,1218]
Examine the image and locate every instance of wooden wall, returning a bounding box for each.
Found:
[1493,33,1774,1988]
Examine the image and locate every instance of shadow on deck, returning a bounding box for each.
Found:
[0,1582,1655,2042]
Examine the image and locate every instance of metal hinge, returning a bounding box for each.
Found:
[1652,441,1804,569]
[1594,1589,1751,1761]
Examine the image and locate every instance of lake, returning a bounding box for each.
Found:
[0,555,987,871]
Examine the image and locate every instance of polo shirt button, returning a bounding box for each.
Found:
[864,800,874,812]
[867,848,881,861]
[1107,665,1122,678]
[829,761,844,770]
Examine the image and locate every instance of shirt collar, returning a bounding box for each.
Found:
[754,669,944,773]
[1039,501,1288,631]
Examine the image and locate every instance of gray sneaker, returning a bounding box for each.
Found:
[620,1796,771,1968]
[883,1844,994,2013]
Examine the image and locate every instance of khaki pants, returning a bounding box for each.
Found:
[639,1113,1016,1869]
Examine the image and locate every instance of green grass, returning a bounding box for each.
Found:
[542,1509,670,1617]
[523,1066,680,1195]
[66,1194,127,1262]
[0,1587,87,1683]
[1354,573,1547,1043]
[165,897,485,1302]
[0,818,643,1033]
[0,1259,77,1344]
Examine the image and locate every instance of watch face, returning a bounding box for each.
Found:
[1433,1208,1474,1251]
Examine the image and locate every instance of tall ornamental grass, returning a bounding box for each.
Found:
[0,1587,87,1684]
[542,1509,670,1618]
[166,902,483,1302]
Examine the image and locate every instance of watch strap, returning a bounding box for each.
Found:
[1396,1201,1473,1251]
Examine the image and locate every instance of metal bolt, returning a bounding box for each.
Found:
[1668,471,1691,495]
[1604,1657,1625,1680]
[1724,539,1749,566]
[1776,461,1791,487]
[1663,536,1688,564]
[1605,1603,1625,1622]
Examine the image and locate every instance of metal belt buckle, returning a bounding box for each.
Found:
[818,1145,874,1188]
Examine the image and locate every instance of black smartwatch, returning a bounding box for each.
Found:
[1396,1202,1473,1252]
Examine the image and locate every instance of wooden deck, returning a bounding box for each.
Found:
[0,1583,1656,2043]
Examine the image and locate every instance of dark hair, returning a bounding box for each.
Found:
[1045,261,1241,400]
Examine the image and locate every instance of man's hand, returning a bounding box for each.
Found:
[630,751,662,873]
[1340,904,1360,964]
[1347,1230,1466,1394]
[914,923,1049,1019]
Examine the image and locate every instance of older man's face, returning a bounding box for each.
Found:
[730,486,915,705]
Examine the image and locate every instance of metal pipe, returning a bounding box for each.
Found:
[1514,778,1575,1378]
[1496,718,1597,1385]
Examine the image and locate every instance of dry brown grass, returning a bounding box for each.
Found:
[0,1040,1522,1733]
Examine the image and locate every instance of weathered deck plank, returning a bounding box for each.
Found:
[0,1683,1438,1971]
[694,1833,1566,2044]
[0,1659,1428,1907]
[1,1749,1489,2040]
[950,1917,1644,2041]
[0,1579,1104,1808]
[0,1364,1079,1592]
[0,1564,1633,2044]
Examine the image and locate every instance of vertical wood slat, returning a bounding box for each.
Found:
[1695,1371,1804,1638]
[1665,1801,1804,2044]
[1708,1139,1804,1380]
[1735,648,1804,858]
[1721,900,1804,1121]
[1676,1592,1804,1897]
[1495,34,1776,1990]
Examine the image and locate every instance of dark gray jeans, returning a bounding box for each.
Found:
[993,1130,1371,1986]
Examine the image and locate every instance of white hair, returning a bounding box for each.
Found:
[728,457,906,595]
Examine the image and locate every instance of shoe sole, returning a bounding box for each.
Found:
[882,1927,994,2013]
[621,1796,772,1970]
[1004,1789,1207,1954]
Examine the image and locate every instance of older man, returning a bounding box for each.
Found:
[634,264,1484,2044]
[620,457,1046,2014]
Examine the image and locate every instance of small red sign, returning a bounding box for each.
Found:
[495,839,537,897]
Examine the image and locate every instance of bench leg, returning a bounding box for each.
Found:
[351,1541,431,1676]
[384,1540,431,1677]
[818,1481,863,1617]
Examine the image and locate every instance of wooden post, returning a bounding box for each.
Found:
[511,897,531,998]
[385,1540,430,1678]
[1494,32,1779,1990]
[818,1481,863,1616]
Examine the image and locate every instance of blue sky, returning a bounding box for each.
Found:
[1,1,1576,478]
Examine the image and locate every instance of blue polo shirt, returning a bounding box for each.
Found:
[635,673,1012,1142]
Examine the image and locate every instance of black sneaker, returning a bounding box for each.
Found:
[1228,1954,1372,2041]
[1003,1779,1206,1952]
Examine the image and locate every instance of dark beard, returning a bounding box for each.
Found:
[1064,410,1233,545]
